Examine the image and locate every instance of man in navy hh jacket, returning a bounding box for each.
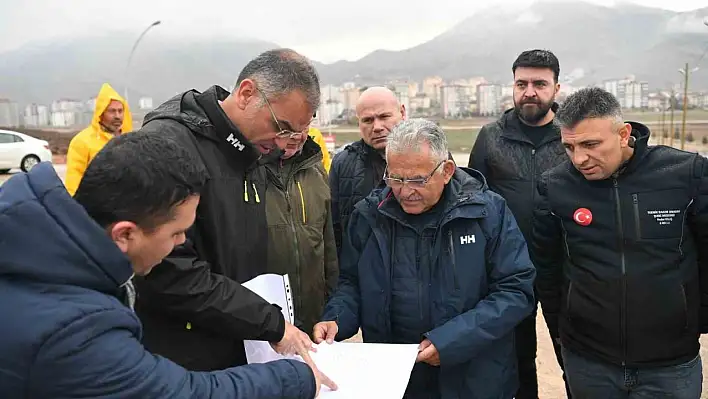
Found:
[314,119,536,399]
[0,132,331,398]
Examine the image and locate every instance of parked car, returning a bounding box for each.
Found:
[0,129,53,174]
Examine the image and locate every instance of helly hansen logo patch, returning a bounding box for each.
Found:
[460,234,476,245]
[226,133,245,151]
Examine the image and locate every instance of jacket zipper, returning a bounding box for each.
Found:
[284,180,302,313]
[296,180,306,224]
[632,194,640,239]
[613,177,627,366]
[566,282,573,316]
[678,199,694,258]
[678,200,693,331]
[448,230,459,290]
[531,148,536,204]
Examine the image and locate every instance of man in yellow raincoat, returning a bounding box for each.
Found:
[64,83,133,195]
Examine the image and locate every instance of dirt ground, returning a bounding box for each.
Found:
[345,311,708,398]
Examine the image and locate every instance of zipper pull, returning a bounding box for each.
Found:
[252,183,261,203]
[243,180,249,202]
[531,148,536,155]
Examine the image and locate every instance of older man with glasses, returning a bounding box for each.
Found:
[313,118,536,398]
[132,49,335,392]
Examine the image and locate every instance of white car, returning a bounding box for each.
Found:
[0,129,53,174]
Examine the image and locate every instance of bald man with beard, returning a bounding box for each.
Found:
[329,87,406,256]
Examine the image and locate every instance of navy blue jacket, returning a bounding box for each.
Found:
[0,163,316,399]
[322,167,536,399]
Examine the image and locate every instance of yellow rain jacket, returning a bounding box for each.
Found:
[308,127,331,173]
[65,83,133,196]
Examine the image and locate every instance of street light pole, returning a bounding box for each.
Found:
[679,64,700,150]
[124,20,161,106]
[669,89,675,147]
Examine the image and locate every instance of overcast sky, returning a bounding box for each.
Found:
[0,0,705,63]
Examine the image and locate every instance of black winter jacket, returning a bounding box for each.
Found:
[133,86,285,371]
[468,105,566,242]
[531,122,708,368]
[329,140,386,256]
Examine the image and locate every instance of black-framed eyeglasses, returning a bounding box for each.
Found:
[256,87,309,139]
[383,160,445,189]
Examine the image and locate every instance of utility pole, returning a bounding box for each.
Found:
[678,63,700,150]
[669,89,676,148]
[659,104,665,145]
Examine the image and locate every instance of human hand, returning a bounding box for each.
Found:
[300,346,337,397]
[312,321,338,344]
[271,321,315,356]
[416,339,440,366]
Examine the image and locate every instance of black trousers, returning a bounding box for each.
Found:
[515,303,573,399]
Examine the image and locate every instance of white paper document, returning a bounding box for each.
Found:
[242,273,299,364]
[242,273,419,398]
[311,342,419,399]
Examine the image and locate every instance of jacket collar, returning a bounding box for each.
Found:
[194,85,261,169]
[359,167,489,230]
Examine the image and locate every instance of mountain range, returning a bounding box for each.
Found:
[1,1,708,107]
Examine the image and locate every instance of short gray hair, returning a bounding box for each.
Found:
[556,87,623,129]
[386,118,449,164]
[236,48,321,111]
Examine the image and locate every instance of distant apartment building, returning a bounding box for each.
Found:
[407,82,419,99]
[410,95,432,112]
[477,84,503,116]
[501,83,514,99]
[50,99,84,128]
[422,76,444,105]
[441,85,472,117]
[23,104,50,127]
[341,87,361,111]
[0,99,20,127]
[697,93,708,109]
[139,97,154,110]
[391,83,411,114]
[317,100,345,125]
[604,77,649,109]
[321,84,344,105]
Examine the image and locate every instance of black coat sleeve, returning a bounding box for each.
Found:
[529,173,565,339]
[688,155,708,334]
[329,152,344,256]
[134,119,285,342]
[468,126,490,177]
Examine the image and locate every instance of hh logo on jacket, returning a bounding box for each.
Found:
[226,133,245,151]
[460,234,476,245]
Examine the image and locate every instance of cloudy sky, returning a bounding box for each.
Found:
[0,0,705,63]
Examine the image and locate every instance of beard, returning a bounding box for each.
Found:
[514,98,554,125]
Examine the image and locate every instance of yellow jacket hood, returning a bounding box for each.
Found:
[308,127,331,173]
[91,83,133,134]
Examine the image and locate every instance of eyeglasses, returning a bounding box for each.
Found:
[383,160,445,189]
[256,87,309,139]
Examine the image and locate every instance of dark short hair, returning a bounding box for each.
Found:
[236,48,321,111]
[556,87,623,129]
[512,49,561,83]
[73,131,208,231]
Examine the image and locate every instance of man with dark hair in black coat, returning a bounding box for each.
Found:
[468,49,569,399]
[531,87,707,398]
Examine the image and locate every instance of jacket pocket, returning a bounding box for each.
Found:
[632,190,688,240]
